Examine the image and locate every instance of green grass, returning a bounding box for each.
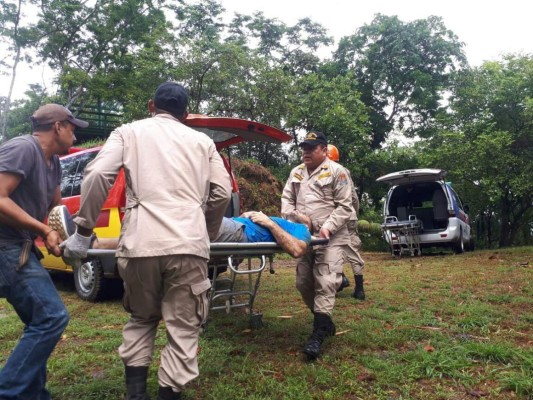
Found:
[0,247,532,399]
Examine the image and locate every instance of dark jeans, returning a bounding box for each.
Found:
[0,244,69,400]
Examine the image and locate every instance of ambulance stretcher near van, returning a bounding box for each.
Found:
[377,169,474,257]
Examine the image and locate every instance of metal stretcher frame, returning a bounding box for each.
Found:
[209,242,283,328]
[380,215,422,257]
[87,238,328,328]
[208,239,328,328]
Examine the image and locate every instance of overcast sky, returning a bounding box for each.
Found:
[220,0,532,66]
[3,0,532,100]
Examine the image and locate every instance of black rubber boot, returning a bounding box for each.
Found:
[303,313,336,360]
[352,275,365,300]
[337,272,350,292]
[125,366,150,400]
[158,386,181,400]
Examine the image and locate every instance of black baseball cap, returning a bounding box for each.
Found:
[299,131,327,147]
[154,82,189,119]
[31,104,89,128]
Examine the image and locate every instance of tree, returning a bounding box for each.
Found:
[283,70,375,196]
[227,12,332,76]
[1,83,47,139]
[333,14,467,149]
[0,0,38,142]
[422,55,533,247]
[165,1,334,166]
[31,0,172,109]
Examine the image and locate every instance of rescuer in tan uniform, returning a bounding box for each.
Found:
[60,82,231,400]
[281,131,354,360]
[327,144,366,300]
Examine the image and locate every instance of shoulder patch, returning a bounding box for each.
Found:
[317,171,332,180]
[337,171,349,186]
[293,173,304,181]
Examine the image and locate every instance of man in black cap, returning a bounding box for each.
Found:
[61,82,231,400]
[0,104,88,399]
[281,131,354,360]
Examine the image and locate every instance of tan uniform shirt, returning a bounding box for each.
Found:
[75,114,231,259]
[281,159,353,246]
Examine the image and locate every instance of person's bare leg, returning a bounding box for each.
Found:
[92,237,119,249]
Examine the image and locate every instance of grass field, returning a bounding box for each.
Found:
[1,247,532,399]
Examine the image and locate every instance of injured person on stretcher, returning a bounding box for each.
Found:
[49,206,313,262]
[214,211,311,258]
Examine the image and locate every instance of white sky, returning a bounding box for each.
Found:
[3,0,532,101]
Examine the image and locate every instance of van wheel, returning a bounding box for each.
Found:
[74,258,106,302]
[453,229,465,254]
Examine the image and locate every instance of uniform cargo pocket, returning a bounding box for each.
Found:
[316,263,331,276]
[191,279,212,328]
[191,279,211,296]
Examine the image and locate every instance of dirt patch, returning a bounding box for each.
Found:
[232,159,284,216]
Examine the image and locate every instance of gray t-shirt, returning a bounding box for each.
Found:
[0,135,61,243]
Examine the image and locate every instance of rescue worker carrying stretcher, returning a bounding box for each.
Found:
[281,131,355,360]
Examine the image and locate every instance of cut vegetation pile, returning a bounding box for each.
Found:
[232,159,285,216]
[1,247,531,399]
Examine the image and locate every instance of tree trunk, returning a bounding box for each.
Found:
[487,211,493,248]
[0,0,23,142]
[498,195,512,248]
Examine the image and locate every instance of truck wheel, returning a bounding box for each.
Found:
[453,229,465,254]
[74,257,106,302]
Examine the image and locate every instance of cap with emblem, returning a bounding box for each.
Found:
[154,82,189,119]
[31,104,89,128]
[299,131,327,147]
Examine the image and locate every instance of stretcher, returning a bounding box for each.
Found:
[380,215,422,257]
[208,242,285,329]
[87,238,328,328]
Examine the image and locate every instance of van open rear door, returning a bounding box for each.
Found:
[376,169,446,185]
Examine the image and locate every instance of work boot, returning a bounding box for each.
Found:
[303,313,336,360]
[158,386,182,400]
[336,272,350,292]
[352,275,365,300]
[125,366,150,400]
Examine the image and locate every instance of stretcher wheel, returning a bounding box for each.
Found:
[250,312,263,329]
[225,298,234,314]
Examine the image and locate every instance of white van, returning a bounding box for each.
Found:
[377,169,474,254]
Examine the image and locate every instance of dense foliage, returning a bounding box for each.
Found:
[0,0,531,248]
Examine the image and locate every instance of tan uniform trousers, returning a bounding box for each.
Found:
[117,255,211,391]
[296,244,344,316]
[344,221,365,276]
